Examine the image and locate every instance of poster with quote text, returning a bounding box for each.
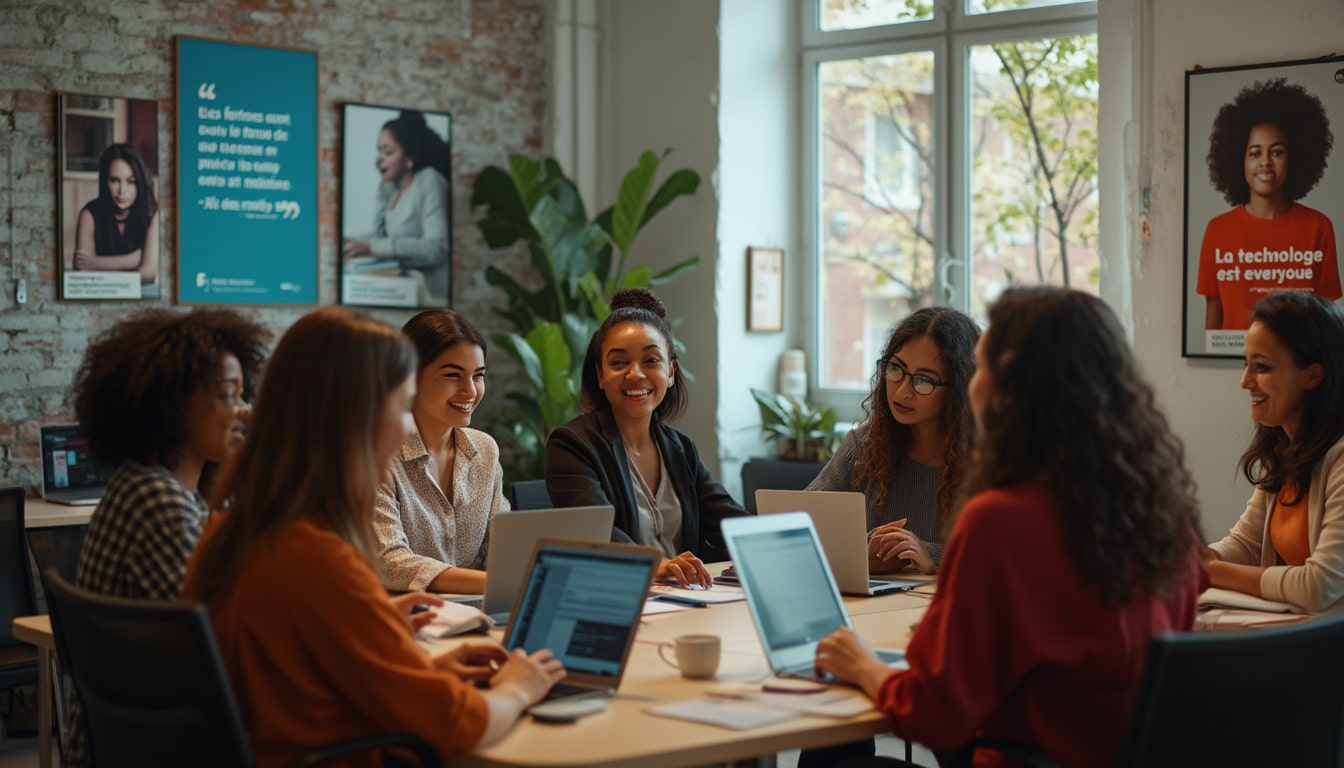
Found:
[1183,55,1344,358]
[176,37,318,304]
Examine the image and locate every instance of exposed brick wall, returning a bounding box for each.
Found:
[0,0,546,491]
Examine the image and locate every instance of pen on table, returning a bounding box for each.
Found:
[652,594,708,608]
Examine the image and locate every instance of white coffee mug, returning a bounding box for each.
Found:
[658,633,720,679]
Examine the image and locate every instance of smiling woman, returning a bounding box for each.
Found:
[371,308,506,595]
[545,288,748,587]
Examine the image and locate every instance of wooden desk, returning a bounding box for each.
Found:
[12,615,55,768]
[25,498,95,529]
[430,590,929,768]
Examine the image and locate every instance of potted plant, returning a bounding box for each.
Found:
[750,388,843,463]
[472,150,700,482]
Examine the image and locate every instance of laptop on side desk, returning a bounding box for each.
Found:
[756,489,925,597]
[723,512,908,683]
[40,424,115,506]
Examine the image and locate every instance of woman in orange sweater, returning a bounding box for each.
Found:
[182,307,564,767]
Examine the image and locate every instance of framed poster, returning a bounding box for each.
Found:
[339,103,453,308]
[58,93,161,300]
[747,246,784,332]
[176,37,318,304]
[1182,55,1344,358]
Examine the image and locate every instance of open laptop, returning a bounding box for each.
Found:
[40,425,115,506]
[723,512,906,682]
[756,489,925,596]
[502,538,660,704]
[479,506,615,622]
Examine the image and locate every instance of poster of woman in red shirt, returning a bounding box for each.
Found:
[1183,57,1343,358]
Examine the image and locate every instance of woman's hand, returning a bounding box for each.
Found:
[657,551,712,588]
[868,520,935,574]
[491,648,567,706]
[814,627,892,701]
[388,591,444,632]
[435,642,510,681]
[342,239,372,260]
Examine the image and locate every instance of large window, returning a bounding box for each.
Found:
[806,0,1098,397]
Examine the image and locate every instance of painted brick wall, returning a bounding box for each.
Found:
[0,0,546,491]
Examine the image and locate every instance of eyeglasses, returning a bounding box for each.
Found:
[876,359,947,396]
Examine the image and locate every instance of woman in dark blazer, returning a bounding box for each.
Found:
[546,288,748,586]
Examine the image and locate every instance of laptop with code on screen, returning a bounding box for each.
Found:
[723,512,906,682]
[40,424,115,506]
[502,539,660,704]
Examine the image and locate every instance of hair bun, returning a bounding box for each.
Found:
[610,287,667,320]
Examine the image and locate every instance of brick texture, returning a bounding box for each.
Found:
[0,0,545,491]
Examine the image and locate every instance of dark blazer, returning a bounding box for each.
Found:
[545,409,749,559]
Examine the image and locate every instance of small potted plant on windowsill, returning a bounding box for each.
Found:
[750,388,843,463]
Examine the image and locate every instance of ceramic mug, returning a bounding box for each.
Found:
[658,633,721,679]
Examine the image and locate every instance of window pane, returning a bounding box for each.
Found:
[820,0,933,32]
[967,34,1098,317]
[966,0,1085,14]
[817,52,935,389]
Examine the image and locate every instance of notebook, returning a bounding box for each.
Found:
[481,505,615,622]
[722,512,906,682]
[40,424,115,506]
[502,539,661,704]
[755,490,926,596]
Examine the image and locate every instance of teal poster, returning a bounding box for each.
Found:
[176,37,317,304]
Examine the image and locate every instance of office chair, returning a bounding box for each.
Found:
[740,459,825,513]
[508,479,553,510]
[0,486,40,719]
[42,570,442,768]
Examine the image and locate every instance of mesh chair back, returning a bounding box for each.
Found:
[508,479,554,510]
[43,570,253,768]
[0,486,39,687]
[1120,612,1344,768]
[740,460,824,513]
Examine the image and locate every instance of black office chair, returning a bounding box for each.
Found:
[508,479,553,510]
[740,459,825,513]
[0,487,40,713]
[42,570,442,768]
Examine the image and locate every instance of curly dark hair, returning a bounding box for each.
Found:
[1206,78,1334,206]
[962,286,1203,604]
[853,308,979,524]
[1239,292,1344,504]
[402,309,487,372]
[580,287,687,422]
[73,308,271,469]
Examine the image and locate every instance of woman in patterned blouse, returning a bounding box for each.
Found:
[371,309,508,593]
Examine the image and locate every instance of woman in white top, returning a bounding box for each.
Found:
[373,309,507,593]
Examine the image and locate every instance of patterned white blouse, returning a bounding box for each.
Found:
[372,426,509,591]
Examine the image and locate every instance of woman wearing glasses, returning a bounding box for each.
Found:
[806,307,979,574]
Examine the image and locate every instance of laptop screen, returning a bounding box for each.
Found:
[40,425,115,495]
[505,544,656,678]
[729,523,851,652]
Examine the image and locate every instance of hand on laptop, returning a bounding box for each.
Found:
[490,648,568,704]
[658,551,712,588]
[389,591,445,632]
[868,520,934,574]
[434,642,510,681]
[814,627,892,701]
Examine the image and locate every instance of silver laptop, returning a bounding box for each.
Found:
[723,512,906,682]
[40,424,115,506]
[756,490,925,596]
[481,506,615,622]
[503,538,660,704]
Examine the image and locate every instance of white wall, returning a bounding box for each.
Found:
[1134,0,1344,537]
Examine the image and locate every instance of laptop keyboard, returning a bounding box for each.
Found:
[447,596,484,610]
[545,683,605,701]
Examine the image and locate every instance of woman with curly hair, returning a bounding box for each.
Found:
[546,287,747,587]
[813,287,1204,767]
[1197,77,1338,330]
[1208,292,1344,612]
[66,308,270,767]
[805,307,978,574]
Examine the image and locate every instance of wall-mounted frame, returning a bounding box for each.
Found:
[339,103,453,308]
[58,93,161,300]
[176,36,318,304]
[1182,54,1344,358]
[747,246,784,332]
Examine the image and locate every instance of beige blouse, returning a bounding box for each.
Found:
[372,426,508,591]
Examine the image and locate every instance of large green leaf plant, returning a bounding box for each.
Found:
[472,150,700,482]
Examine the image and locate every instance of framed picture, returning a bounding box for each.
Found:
[1182,54,1344,358]
[176,37,319,304]
[58,93,161,300]
[747,246,784,332]
[339,103,453,308]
